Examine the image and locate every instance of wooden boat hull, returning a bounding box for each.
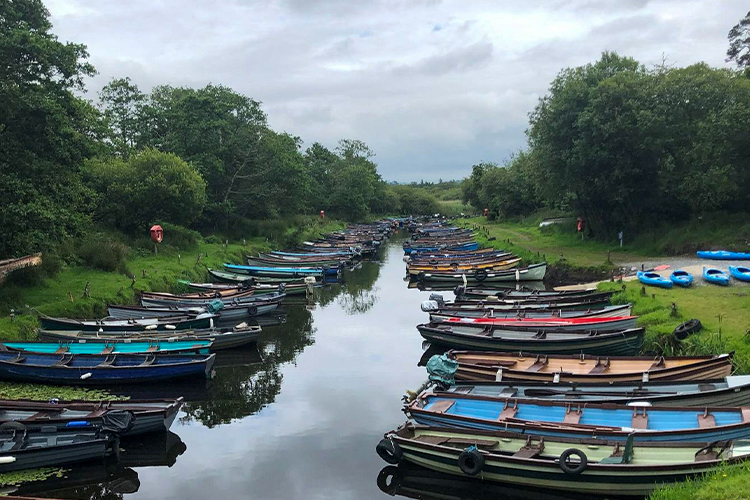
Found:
[418,325,644,355]
[440,315,639,332]
[224,263,330,278]
[407,258,522,276]
[0,352,215,385]
[38,314,214,332]
[2,340,212,355]
[407,392,750,442]
[0,429,112,473]
[207,269,307,284]
[442,376,750,407]
[427,304,632,321]
[416,264,547,283]
[139,292,284,311]
[0,398,183,435]
[449,351,734,383]
[383,425,749,496]
[38,326,261,351]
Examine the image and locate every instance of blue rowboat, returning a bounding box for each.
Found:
[0,351,215,385]
[407,392,750,442]
[703,267,730,286]
[729,265,750,282]
[270,250,352,257]
[2,340,212,355]
[697,250,750,260]
[637,271,672,289]
[669,270,693,287]
[404,243,480,255]
[223,263,330,277]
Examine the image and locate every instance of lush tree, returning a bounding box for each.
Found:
[0,0,102,257]
[727,11,750,68]
[83,149,206,232]
[98,77,145,157]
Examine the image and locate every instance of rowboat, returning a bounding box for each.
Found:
[424,304,632,321]
[729,265,750,282]
[435,375,750,407]
[207,268,308,284]
[0,253,42,285]
[38,324,262,350]
[455,287,608,301]
[637,271,672,289]
[697,250,750,260]
[447,351,734,383]
[178,280,308,295]
[439,315,639,331]
[407,391,750,442]
[0,351,215,384]
[0,424,117,472]
[1,340,212,355]
[379,424,750,496]
[416,264,548,283]
[403,242,480,255]
[38,314,215,332]
[0,398,183,435]
[139,290,285,311]
[223,263,330,278]
[702,267,730,286]
[407,258,522,276]
[417,324,644,355]
[669,270,693,287]
[110,302,276,321]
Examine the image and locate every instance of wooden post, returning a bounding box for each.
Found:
[82,282,90,298]
[68,291,74,302]
[142,269,146,278]
[196,253,203,264]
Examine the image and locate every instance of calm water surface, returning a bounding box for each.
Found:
[14,235,597,500]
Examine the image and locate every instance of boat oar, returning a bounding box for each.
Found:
[0,457,16,464]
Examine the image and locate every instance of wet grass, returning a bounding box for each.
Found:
[650,462,750,500]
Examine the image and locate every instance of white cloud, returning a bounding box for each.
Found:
[45,0,745,181]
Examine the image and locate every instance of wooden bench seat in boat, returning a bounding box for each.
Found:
[697,409,716,428]
[428,399,455,413]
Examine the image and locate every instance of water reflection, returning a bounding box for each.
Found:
[376,464,593,500]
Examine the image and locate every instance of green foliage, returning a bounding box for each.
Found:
[650,462,750,500]
[727,11,750,68]
[77,234,129,273]
[0,0,102,257]
[386,185,440,215]
[83,148,207,232]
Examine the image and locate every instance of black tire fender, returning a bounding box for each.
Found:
[475,270,488,282]
[376,438,403,465]
[458,447,484,476]
[559,448,588,475]
[673,319,702,340]
[247,305,258,316]
[376,466,402,495]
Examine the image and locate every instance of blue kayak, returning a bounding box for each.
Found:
[729,265,750,282]
[703,267,730,286]
[637,271,672,289]
[669,270,693,287]
[697,250,750,260]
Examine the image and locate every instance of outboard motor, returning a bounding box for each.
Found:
[428,293,445,307]
[421,300,440,312]
[453,285,466,297]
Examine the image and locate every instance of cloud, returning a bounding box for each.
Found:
[45,0,743,181]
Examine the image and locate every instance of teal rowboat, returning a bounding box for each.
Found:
[2,340,212,355]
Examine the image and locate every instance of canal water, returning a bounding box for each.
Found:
[11,234,598,500]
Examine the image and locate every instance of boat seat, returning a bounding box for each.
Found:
[98,355,117,366]
[563,407,582,425]
[742,407,750,423]
[140,356,156,366]
[631,408,648,429]
[498,401,519,420]
[698,383,716,392]
[588,357,611,375]
[7,354,26,364]
[53,346,70,354]
[526,355,548,372]
[147,345,160,353]
[100,345,115,355]
[55,355,73,366]
[600,434,635,464]
[414,435,449,445]
[697,410,716,428]
[694,441,729,462]
[428,399,455,414]
[648,357,667,370]
[513,437,544,458]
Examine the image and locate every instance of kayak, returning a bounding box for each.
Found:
[669,270,693,287]
[703,267,730,286]
[637,271,672,289]
[697,250,750,260]
[729,265,750,282]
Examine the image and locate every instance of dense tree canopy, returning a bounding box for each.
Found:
[463,51,750,236]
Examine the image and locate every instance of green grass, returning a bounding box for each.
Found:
[437,200,471,216]
[650,462,750,500]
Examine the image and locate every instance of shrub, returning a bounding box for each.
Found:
[77,236,130,273]
[158,222,202,251]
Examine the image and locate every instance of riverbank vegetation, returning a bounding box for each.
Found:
[460,49,750,244]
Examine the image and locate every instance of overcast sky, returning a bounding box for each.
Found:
[46,0,746,182]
